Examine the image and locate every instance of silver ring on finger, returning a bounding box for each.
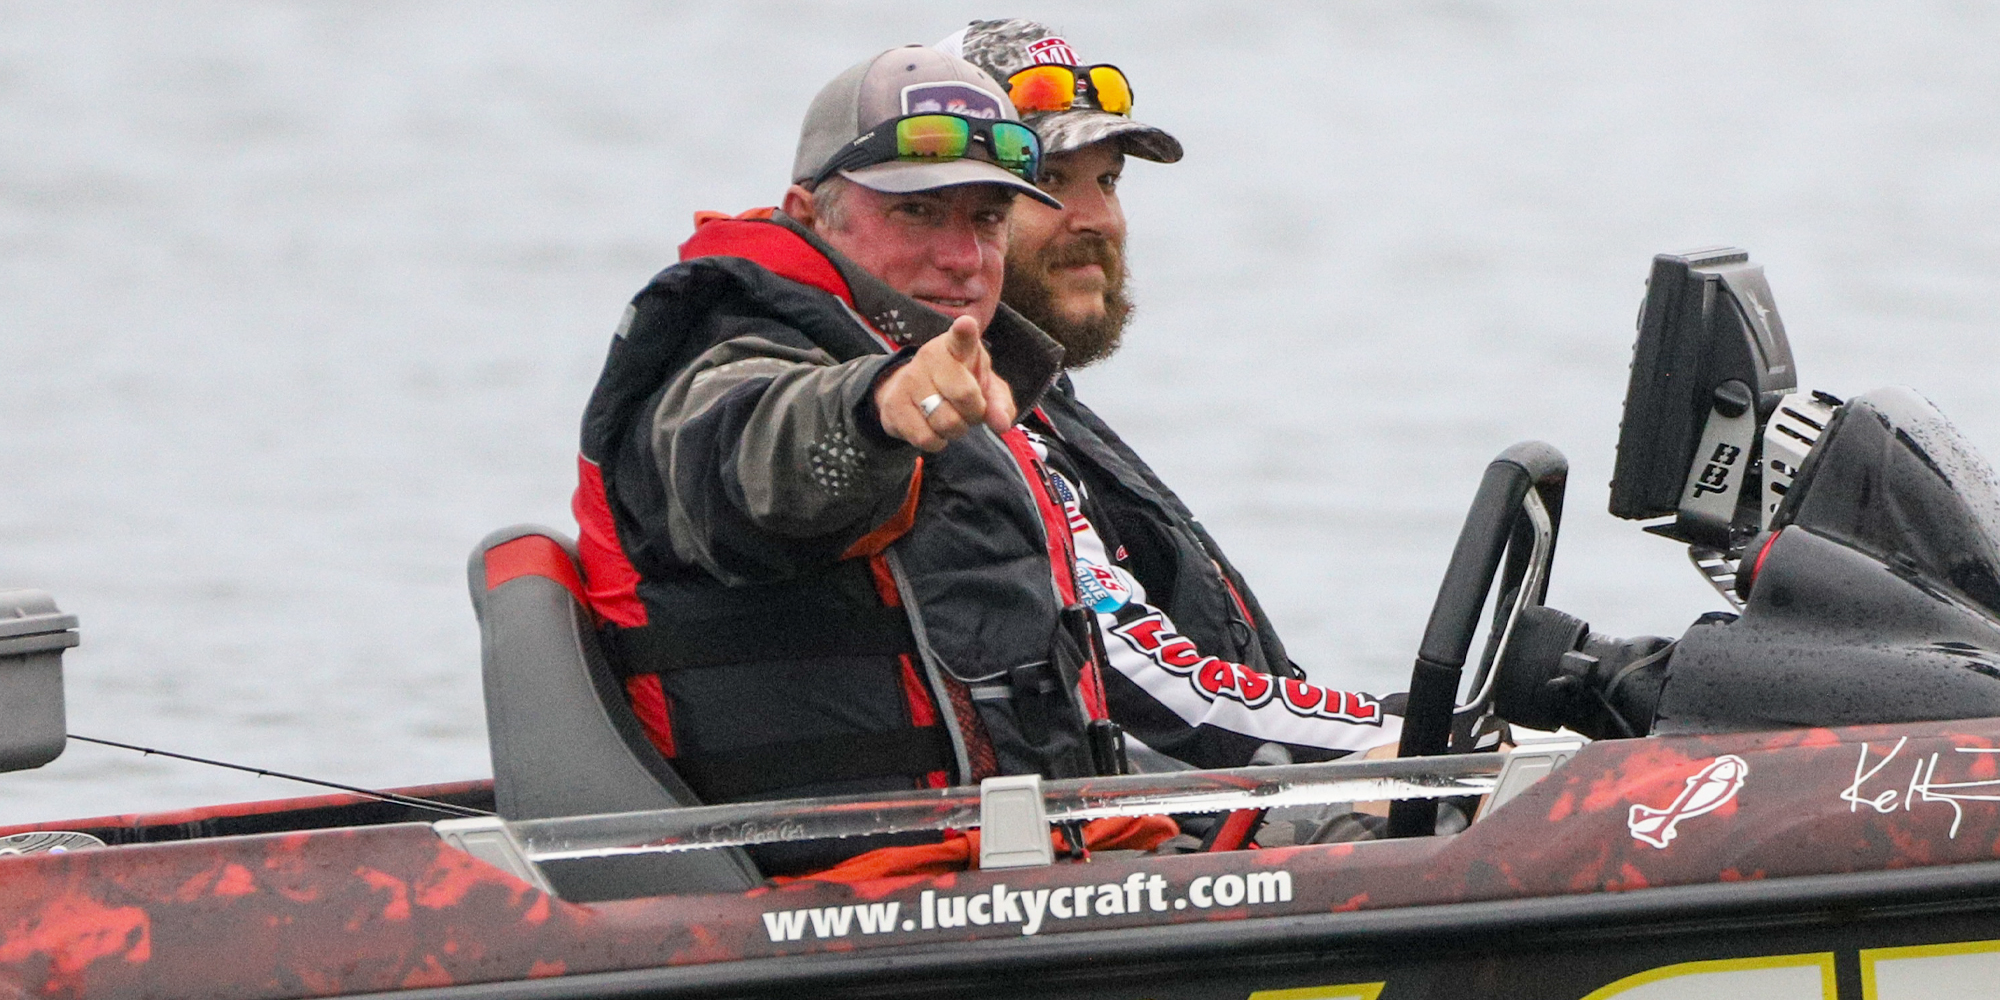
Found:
[918,393,945,418]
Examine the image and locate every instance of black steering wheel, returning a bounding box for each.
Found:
[1386,441,1568,838]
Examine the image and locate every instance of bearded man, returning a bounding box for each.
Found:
[941,21,1401,770]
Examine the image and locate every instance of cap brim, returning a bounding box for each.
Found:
[840,159,1063,210]
[1027,110,1183,163]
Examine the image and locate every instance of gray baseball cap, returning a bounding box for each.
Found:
[937,20,1183,164]
[793,45,1061,209]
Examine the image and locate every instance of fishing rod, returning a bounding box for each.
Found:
[68,734,492,819]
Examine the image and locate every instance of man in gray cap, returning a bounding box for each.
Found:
[573,43,1397,876]
[575,44,1131,876]
[942,20,1402,774]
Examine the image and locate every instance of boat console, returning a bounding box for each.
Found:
[1444,248,2000,744]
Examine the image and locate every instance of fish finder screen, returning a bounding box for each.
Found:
[1609,248,1798,523]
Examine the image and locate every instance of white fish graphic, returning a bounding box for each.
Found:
[1626,754,1749,849]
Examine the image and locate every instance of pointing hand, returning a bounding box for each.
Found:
[874,315,1018,453]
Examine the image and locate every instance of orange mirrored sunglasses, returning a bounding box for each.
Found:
[1005,64,1133,116]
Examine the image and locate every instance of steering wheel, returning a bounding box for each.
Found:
[1385,441,1568,838]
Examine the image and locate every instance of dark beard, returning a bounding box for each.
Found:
[1002,233,1133,369]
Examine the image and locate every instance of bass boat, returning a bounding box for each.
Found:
[8,247,2000,999]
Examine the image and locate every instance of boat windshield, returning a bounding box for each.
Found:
[504,752,1506,864]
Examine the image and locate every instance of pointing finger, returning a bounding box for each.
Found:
[942,315,984,365]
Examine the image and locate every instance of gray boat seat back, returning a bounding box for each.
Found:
[468,524,761,899]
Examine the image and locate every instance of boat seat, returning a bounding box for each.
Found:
[467,524,762,899]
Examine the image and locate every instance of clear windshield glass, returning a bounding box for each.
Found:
[505,753,1503,863]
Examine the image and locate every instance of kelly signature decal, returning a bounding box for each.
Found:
[1627,755,1748,849]
[1842,736,2000,838]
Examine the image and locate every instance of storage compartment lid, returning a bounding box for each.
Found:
[0,591,79,658]
[0,591,78,641]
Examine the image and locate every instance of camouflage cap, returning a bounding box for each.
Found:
[937,19,1183,165]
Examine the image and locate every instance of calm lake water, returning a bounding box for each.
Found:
[3,1,1998,821]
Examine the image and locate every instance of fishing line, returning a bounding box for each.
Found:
[68,734,492,819]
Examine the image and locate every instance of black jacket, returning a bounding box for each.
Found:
[573,213,1096,873]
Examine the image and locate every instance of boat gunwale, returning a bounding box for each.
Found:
[332,858,2000,1000]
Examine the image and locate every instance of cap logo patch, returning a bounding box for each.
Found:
[902,82,1003,120]
[1025,36,1078,66]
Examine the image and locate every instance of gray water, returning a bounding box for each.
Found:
[3,1,1998,823]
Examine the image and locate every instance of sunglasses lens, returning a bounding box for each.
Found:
[1008,65,1077,114]
[1087,66,1133,115]
[989,122,1040,179]
[896,115,970,159]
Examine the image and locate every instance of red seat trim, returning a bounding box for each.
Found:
[484,534,586,605]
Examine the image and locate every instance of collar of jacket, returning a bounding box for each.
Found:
[678,208,1065,416]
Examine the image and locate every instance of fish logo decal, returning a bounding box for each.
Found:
[1626,754,1748,849]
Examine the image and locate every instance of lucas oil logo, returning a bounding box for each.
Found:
[1110,613,1382,724]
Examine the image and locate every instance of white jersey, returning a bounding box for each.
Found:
[1028,433,1401,765]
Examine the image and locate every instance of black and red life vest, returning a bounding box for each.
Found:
[570,211,1104,872]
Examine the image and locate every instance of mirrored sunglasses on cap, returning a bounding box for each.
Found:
[810,113,1042,188]
[1005,64,1134,116]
